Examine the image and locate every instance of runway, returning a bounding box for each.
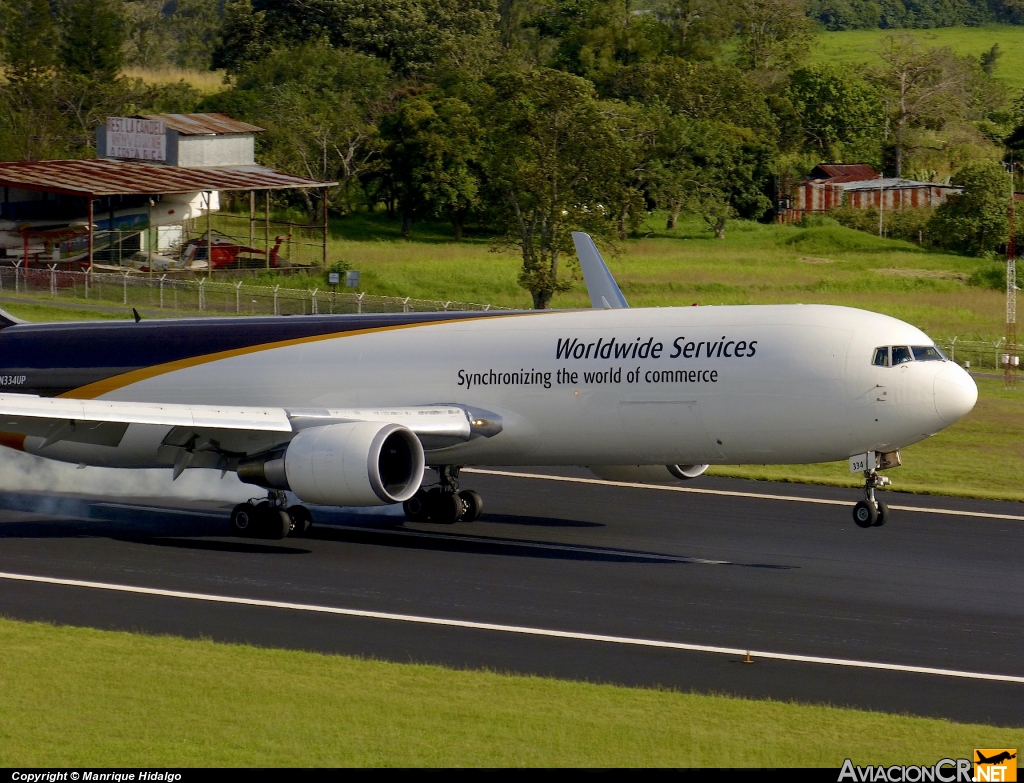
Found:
[0,468,1021,727]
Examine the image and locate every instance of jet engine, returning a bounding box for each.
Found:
[588,464,709,485]
[237,421,425,506]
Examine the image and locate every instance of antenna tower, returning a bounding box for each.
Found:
[1007,160,1017,389]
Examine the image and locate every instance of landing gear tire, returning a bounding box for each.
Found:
[287,505,312,537]
[403,492,428,522]
[458,490,483,523]
[873,500,889,527]
[853,500,877,528]
[230,503,255,535]
[429,490,463,524]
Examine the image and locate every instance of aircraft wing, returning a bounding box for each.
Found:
[0,393,492,461]
[572,232,629,309]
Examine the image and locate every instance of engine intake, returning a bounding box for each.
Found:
[237,421,425,506]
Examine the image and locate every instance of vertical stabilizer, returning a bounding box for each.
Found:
[572,232,629,309]
[0,307,25,329]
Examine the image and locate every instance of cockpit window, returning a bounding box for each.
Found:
[872,347,890,367]
[911,345,944,361]
[891,346,913,365]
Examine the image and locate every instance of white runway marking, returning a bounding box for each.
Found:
[2,570,1022,684]
[464,469,1024,522]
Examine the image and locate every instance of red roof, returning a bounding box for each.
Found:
[136,113,265,136]
[807,164,880,183]
[0,159,334,197]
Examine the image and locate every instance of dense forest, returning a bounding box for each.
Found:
[0,0,1022,306]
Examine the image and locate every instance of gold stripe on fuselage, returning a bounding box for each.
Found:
[58,314,521,400]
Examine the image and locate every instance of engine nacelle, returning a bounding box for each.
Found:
[238,422,425,506]
[588,464,709,485]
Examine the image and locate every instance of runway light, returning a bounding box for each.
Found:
[743,651,754,664]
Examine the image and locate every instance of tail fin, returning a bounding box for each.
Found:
[0,307,25,329]
[572,232,628,309]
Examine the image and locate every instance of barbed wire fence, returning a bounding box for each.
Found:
[0,265,508,316]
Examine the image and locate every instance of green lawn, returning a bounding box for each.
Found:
[814,24,1024,90]
[0,618,1019,766]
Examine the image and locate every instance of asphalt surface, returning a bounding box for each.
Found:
[0,468,1022,727]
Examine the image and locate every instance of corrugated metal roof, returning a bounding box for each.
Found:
[838,178,960,191]
[0,159,334,196]
[808,163,880,183]
[136,113,265,135]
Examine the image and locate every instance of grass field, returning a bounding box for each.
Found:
[121,66,228,94]
[303,213,1007,341]
[814,24,1024,90]
[0,618,1019,766]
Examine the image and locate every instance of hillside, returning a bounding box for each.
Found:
[814,24,1024,89]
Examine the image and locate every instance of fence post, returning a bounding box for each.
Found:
[357,291,365,314]
[159,275,166,308]
[84,265,89,299]
[273,285,280,316]
[48,264,57,297]
[235,280,243,314]
[484,304,491,311]
[443,301,451,311]
[199,278,206,311]
[310,288,319,314]
[950,336,958,364]
[14,259,21,294]
[403,297,410,313]
[122,271,130,305]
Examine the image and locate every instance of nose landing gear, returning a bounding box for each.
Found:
[230,491,312,539]
[853,469,891,528]
[402,465,483,524]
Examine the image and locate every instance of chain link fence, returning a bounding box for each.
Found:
[934,338,1016,371]
[0,265,508,315]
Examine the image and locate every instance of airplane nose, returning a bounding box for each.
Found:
[933,363,977,425]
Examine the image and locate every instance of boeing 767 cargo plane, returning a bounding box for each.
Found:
[0,233,977,537]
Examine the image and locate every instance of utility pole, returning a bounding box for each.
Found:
[1006,159,1018,389]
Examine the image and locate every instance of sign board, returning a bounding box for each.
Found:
[345,270,360,288]
[106,117,166,161]
[327,272,341,285]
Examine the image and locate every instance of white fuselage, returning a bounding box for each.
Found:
[26,304,977,471]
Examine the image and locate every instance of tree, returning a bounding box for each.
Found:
[871,35,972,177]
[786,64,884,161]
[484,69,627,308]
[734,0,813,73]
[379,93,482,238]
[212,0,271,72]
[209,44,393,219]
[660,0,736,62]
[60,0,126,82]
[1,0,57,83]
[251,0,500,75]
[928,160,1011,255]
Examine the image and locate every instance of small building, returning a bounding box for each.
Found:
[783,164,961,222]
[0,113,335,270]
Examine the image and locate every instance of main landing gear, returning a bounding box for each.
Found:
[403,465,483,525]
[230,491,312,540]
[853,469,891,528]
